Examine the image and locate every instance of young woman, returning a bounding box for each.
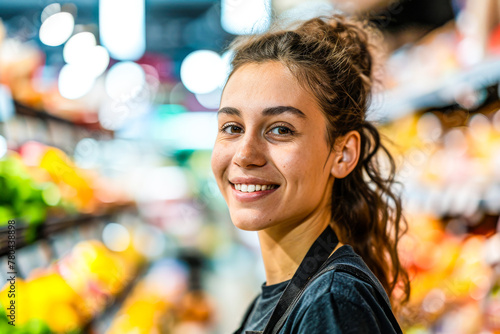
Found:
[211,14,410,334]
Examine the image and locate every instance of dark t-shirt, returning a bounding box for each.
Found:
[239,244,402,334]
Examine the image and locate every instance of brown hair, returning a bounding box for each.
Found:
[225,14,410,308]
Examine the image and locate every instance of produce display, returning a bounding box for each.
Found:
[0,237,144,333]
[106,259,215,334]
[379,106,500,333]
[378,22,500,330]
[0,30,45,111]
[0,155,59,228]
[0,142,131,252]
[0,18,97,124]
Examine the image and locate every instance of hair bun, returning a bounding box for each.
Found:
[291,14,377,91]
[325,15,374,79]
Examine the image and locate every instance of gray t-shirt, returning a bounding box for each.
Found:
[239,244,402,334]
[243,277,291,332]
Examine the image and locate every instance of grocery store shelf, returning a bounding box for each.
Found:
[370,58,500,122]
[14,101,75,126]
[0,214,107,256]
[84,261,151,333]
[14,100,113,133]
[0,204,135,257]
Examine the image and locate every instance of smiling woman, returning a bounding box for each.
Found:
[211,14,409,334]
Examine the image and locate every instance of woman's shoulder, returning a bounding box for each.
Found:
[297,244,385,307]
[281,244,398,333]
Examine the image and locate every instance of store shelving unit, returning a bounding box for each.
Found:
[82,261,151,333]
[0,85,152,332]
[377,51,500,332]
[372,58,500,122]
[0,203,134,257]
[13,101,114,133]
[0,100,114,159]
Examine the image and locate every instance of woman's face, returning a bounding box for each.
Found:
[211,61,336,231]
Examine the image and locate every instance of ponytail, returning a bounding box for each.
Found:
[331,120,410,308]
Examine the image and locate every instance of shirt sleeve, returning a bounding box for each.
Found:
[292,273,387,333]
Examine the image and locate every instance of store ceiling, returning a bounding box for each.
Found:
[0,0,230,68]
[0,0,455,69]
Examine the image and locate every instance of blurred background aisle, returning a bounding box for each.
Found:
[0,0,500,333]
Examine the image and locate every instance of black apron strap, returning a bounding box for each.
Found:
[260,225,339,334]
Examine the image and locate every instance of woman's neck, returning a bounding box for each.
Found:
[257,208,343,286]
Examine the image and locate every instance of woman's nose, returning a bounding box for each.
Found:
[233,134,266,168]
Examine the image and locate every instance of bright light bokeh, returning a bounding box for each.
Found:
[39,12,74,46]
[87,45,110,78]
[279,1,336,26]
[180,50,225,94]
[41,3,61,23]
[99,0,146,61]
[63,32,96,64]
[104,61,146,100]
[221,0,271,35]
[58,64,95,99]
[193,50,233,109]
[195,87,222,110]
[64,32,110,78]
[102,223,131,252]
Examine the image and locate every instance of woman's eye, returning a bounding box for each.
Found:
[222,125,243,134]
[269,126,293,136]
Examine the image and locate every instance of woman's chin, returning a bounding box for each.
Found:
[233,222,261,231]
[230,212,272,231]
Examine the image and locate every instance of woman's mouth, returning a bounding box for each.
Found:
[232,183,279,192]
[229,182,280,202]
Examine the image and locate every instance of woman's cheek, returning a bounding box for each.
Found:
[211,146,226,184]
[277,147,305,174]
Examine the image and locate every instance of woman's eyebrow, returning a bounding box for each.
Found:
[217,106,307,119]
[217,107,241,117]
[262,106,307,118]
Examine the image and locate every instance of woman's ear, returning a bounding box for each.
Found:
[330,130,361,178]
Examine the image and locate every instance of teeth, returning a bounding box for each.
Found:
[233,183,277,193]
